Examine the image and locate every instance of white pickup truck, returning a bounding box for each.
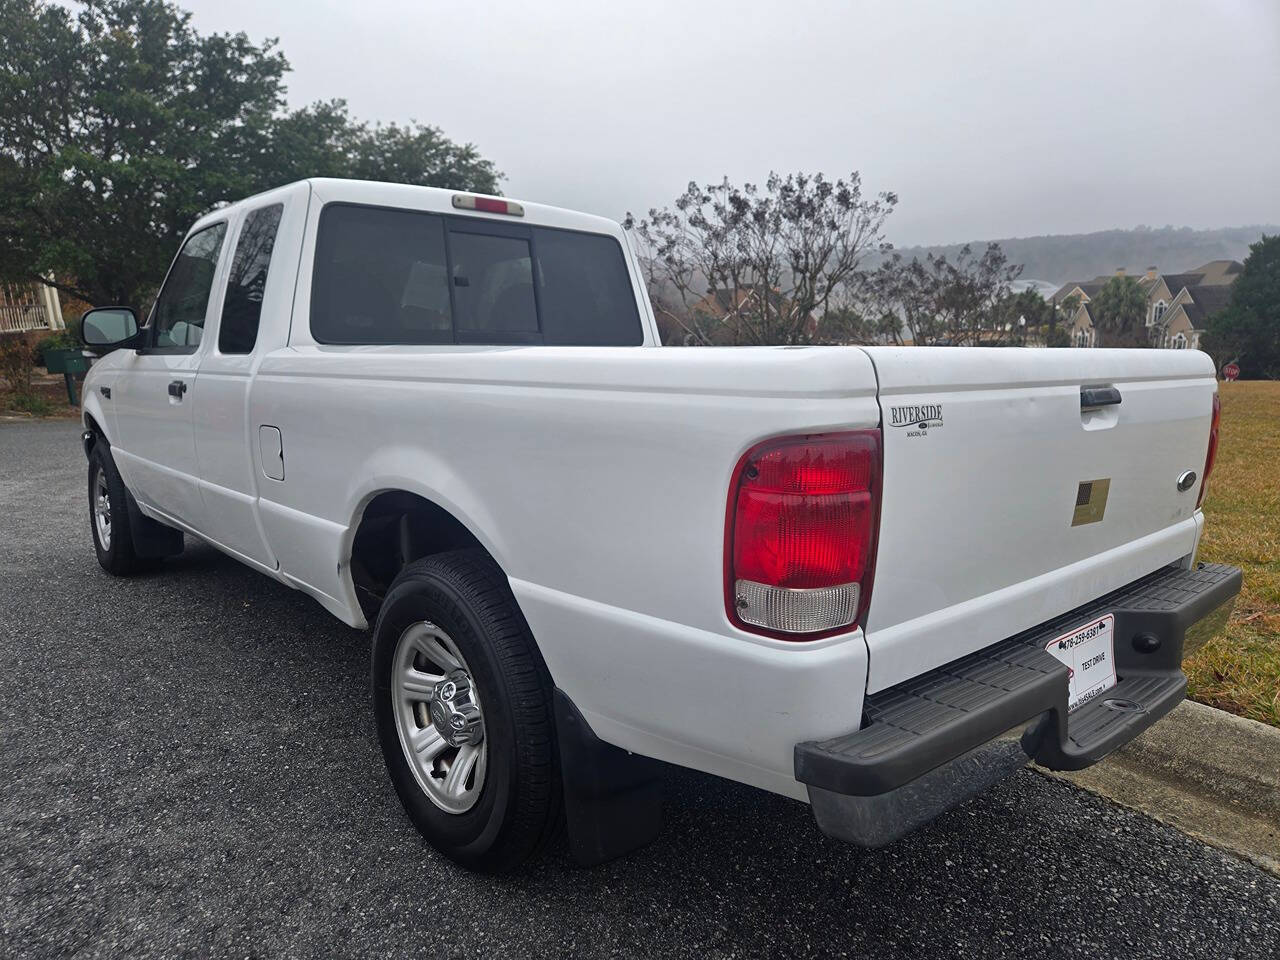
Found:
[77,178,1240,872]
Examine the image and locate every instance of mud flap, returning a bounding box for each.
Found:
[553,688,664,867]
[122,480,184,558]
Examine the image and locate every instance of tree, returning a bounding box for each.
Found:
[0,0,500,312]
[1089,275,1151,347]
[867,244,1022,346]
[819,302,904,345]
[1204,234,1280,378]
[625,172,897,345]
[258,99,501,196]
[1043,291,1079,347]
[994,287,1053,345]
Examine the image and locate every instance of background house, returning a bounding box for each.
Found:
[1053,260,1240,348]
[0,280,65,336]
[1054,268,1156,347]
[1067,302,1101,348]
[1159,282,1233,349]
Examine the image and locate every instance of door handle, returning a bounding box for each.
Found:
[168,379,188,399]
[1080,385,1122,408]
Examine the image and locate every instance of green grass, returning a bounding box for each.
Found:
[1185,380,1280,727]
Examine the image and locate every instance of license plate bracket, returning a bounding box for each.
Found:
[1045,613,1118,712]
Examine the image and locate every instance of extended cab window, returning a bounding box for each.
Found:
[309,203,643,346]
[220,204,284,354]
[311,205,452,344]
[151,223,227,350]
[531,227,642,346]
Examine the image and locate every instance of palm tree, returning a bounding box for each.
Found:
[1092,276,1150,347]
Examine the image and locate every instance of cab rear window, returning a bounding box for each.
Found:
[310,203,643,346]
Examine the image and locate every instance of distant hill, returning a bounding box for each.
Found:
[888,225,1276,288]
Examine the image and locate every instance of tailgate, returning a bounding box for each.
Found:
[858,346,1217,693]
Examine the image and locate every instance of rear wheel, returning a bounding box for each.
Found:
[371,549,562,872]
[87,444,151,576]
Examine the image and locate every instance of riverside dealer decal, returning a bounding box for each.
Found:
[888,403,943,438]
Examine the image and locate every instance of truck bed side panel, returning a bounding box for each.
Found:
[249,345,881,794]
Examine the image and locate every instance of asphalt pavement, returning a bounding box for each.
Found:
[2,418,1278,959]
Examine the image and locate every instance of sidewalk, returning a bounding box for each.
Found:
[1040,699,1280,874]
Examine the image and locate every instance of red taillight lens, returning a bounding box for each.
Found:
[1196,392,1221,509]
[725,432,881,639]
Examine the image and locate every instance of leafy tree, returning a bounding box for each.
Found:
[819,303,904,345]
[625,172,896,345]
[258,99,500,196]
[1047,292,1081,347]
[1204,234,1280,378]
[868,244,1022,346]
[0,0,500,312]
[1043,327,1073,348]
[994,287,1053,345]
[1090,275,1150,347]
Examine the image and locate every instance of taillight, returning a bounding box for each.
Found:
[1196,392,1221,509]
[451,194,525,217]
[725,431,881,639]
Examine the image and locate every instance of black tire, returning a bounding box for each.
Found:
[87,443,151,576]
[371,548,562,872]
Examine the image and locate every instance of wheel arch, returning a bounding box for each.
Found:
[345,486,504,624]
[81,408,109,458]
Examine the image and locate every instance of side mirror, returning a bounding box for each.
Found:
[79,307,141,353]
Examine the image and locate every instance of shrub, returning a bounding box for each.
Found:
[66,312,84,344]
[33,331,76,367]
[8,391,54,417]
[0,334,34,394]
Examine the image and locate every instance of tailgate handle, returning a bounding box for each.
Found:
[1080,385,1122,408]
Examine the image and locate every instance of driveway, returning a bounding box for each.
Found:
[2,419,1277,959]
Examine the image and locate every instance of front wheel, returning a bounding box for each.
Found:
[87,444,151,576]
[371,549,562,872]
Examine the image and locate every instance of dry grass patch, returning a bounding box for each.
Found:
[1185,380,1280,727]
[0,375,81,419]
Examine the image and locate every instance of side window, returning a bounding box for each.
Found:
[311,205,452,344]
[448,229,538,340]
[151,223,227,350]
[532,228,643,346]
[219,204,284,354]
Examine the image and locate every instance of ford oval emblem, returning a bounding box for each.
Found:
[1176,470,1197,492]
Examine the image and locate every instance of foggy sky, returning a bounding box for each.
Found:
[177,0,1280,247]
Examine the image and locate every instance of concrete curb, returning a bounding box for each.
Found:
[1038,699,1280,875]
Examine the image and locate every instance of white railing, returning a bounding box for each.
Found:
[0,303,54,333]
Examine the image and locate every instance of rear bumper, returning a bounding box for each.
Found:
[796,562,1241,847]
